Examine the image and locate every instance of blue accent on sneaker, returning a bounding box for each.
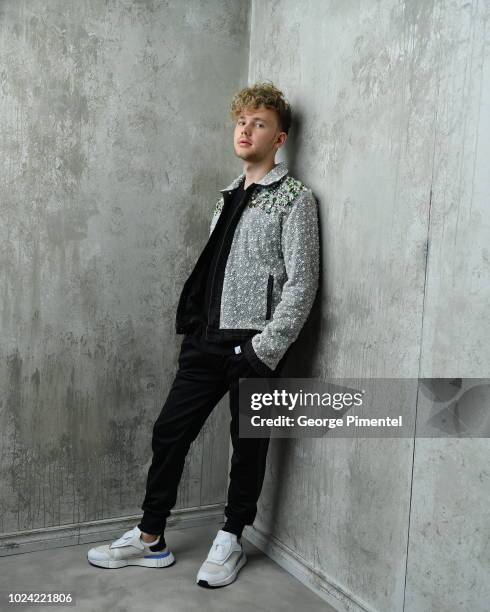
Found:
[144,550,171,559]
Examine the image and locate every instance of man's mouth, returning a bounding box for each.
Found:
[238,140,252,146]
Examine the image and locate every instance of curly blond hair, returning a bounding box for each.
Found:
[229,81,292,134]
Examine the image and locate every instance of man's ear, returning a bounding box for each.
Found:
[276,132,287,148]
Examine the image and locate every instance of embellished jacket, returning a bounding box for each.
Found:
[175,161,320,376]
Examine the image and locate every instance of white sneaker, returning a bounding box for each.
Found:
[196,529,247,588]
[87,525,175,569]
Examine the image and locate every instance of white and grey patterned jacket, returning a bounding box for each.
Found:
[175,161,320,376]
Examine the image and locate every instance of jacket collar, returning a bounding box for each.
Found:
[220,161,289,193]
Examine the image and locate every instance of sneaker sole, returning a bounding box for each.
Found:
[197,552,247,588]
[87,551,175,569]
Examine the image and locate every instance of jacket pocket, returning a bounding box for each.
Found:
[265,273,274,320]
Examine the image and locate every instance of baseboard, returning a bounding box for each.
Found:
[243,524,377,612]
[0,503,225,557]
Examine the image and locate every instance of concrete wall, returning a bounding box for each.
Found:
[0,0,250,536]
[248,1,490,611]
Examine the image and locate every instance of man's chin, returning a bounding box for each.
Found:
[234,149,258,162]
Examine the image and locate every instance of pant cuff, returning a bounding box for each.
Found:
[138,510,168,535]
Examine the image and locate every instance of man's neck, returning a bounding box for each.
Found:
[242,159,276,190]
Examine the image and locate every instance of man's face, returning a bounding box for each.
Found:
[233,106,286,163]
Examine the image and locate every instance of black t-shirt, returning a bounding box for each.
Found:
[187,179,255,354]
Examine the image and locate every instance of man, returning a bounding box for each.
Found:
[87,82,320,588]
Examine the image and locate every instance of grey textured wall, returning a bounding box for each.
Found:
[0,0,250,534]
[249,1,489,611]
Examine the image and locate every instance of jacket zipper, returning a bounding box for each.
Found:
[207,189,249,328]
[265,273,274,320]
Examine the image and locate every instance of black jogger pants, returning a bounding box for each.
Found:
[137,334,283,535]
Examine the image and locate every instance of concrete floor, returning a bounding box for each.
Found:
[0,522,333,612]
